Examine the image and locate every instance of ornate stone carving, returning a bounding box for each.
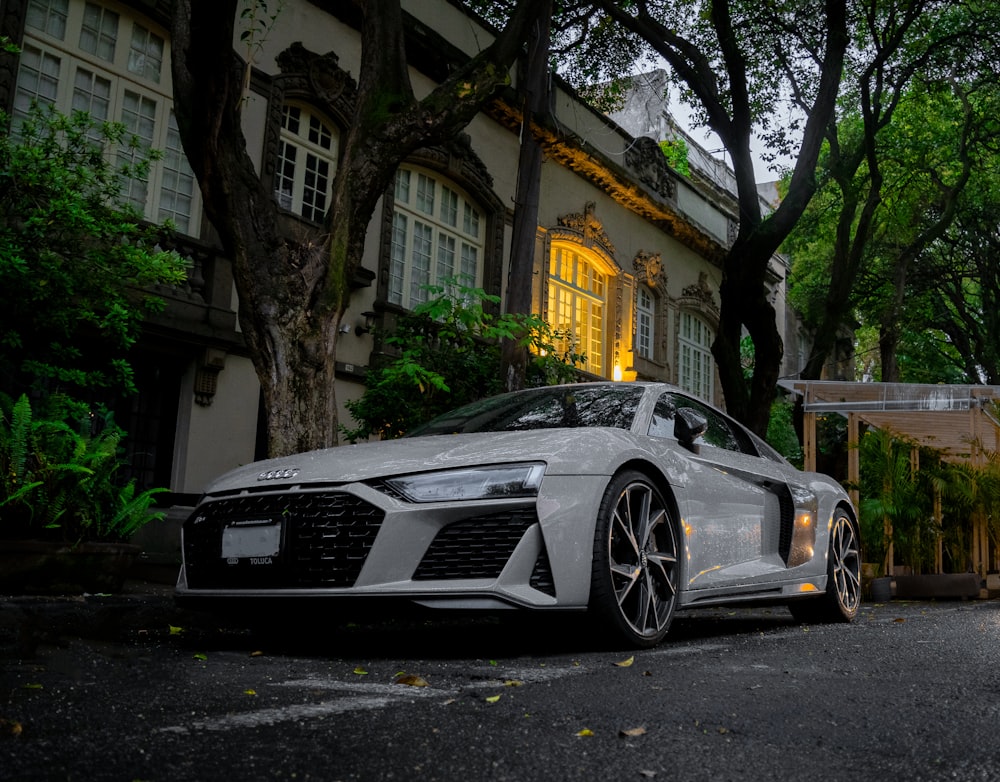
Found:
[633,250,666,289]
[682,272,716,308]
[624,136,676,200]
[274,42,357,123]
[556,202,616,258]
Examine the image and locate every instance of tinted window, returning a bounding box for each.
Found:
[408,385,644,436]
[648,393,757,455]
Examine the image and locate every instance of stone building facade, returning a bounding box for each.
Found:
[0,0,807,503]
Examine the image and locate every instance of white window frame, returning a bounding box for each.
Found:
[389,166,485,309]
[15,0,201,236]
[274,103,338,223]
[679,311,715,402]
[636,284,655,360]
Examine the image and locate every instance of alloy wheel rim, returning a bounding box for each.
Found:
[607,482,678,638]
[832,516,861,612]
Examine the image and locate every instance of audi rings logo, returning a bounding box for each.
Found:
[257,467,300,481]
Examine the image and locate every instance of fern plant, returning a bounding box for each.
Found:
[0,393,165,542]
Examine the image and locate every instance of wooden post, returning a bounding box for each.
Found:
[934,486,943,574]
[847,412,859,511]
[803,411,816,473]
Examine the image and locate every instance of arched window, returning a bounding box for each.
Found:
[635,285,655,360]
[679,311,714,401]
[275,103,337,222]
[548,244,608,377]
[389,166,485,308]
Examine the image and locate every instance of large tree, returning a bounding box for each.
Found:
[785,0,1000,384]
[170,0,546,457]
[563,0,851,436]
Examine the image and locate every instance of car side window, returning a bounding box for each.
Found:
[653,393,756,456]
[648,395,678,439]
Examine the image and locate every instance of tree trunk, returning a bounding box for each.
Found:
[503,0,552,392]
[172,0,547,456]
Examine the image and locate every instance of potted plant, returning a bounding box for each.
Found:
[0,393,166,593]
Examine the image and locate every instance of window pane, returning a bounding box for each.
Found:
[13,45,61,120]
[389,212,408,305]
[416,173,435,215]
[26,0,68,40]
[275,104,337,221]
[301,152,330,222]
[79,3,118,61]
[679,312,714,401]
[395,169,410,203]
[158,112,196,233]
[72,67,111,119]
[436,233,455,281]
[441,187,458,227]
[119,89,157,210]
[390,167,486,309]
[128,23,164,83]
[636,287,653,359]
[546,247,606,376]
[409,222,433,304]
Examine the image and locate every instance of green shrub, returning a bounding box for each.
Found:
[0,393,165,542]
[342,280,587,441]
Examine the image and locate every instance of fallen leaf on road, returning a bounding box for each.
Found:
[353,667,368,676]
[395,674,429,687]
[619,726,647,737]
[576,728,594,737]
[614,656,635,667]
[250,650,264,657]
[503,680,524,687]
[244,689,256,696]
[485,694,501,704]
[193,653,207,661]
[168,625,184,636]
[1,719,23,737]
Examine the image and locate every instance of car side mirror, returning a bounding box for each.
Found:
[674,408,708,454]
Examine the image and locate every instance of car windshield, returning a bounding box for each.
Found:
[407,385,645,436]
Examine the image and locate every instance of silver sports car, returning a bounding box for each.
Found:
[175,382,861,647]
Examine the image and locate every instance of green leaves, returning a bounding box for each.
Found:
[0,393,165,542]
[341,278,589,441]
[0,104,188,400]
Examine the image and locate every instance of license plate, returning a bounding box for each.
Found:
[221,520,282,559]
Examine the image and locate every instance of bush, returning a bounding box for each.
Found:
[0,104,188,399]
[0,393,165,543]
[342,281,587,441]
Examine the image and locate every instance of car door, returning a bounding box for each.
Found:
[648,392,795,590]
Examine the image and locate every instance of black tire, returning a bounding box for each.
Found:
[590,470,680,648]
[789,509,861,623]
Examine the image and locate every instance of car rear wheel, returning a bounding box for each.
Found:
[789,509,861,623]
[590,470,679,648]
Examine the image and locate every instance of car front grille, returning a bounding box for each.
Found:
[412,509,538,581]
[183,490,384,589]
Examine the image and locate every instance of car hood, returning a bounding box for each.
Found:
[204,428,645,493]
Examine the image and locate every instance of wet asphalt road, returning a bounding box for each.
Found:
[2,593,1000,782]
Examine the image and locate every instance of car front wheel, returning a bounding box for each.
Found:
[590,470,679,648]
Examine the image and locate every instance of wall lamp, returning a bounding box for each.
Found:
[355,311,378,336]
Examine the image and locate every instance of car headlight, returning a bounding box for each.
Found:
[384,463,545,503]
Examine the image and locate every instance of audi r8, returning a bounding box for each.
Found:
[175,382,861,648]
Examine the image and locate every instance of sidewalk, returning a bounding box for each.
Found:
[0,577,202,658]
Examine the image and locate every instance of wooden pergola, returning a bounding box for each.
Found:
[779,380,1000,576]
